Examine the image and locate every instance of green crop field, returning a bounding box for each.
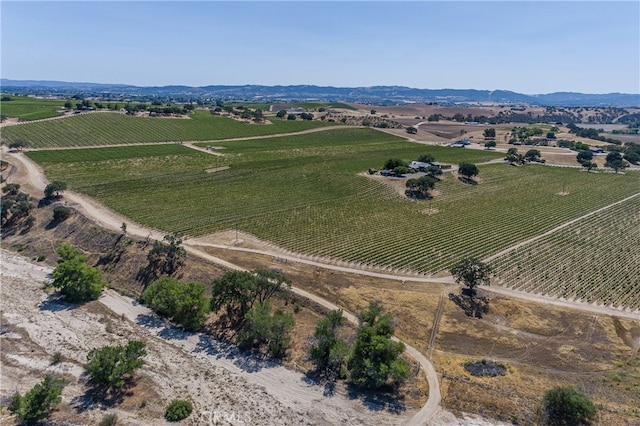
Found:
[1,110,333,148]
[27,127,640,311]
[490,195,640,310]
[0,95,66,121]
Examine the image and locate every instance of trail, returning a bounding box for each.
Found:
[1,147,444,425]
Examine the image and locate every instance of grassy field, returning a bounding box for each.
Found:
[27,128,640,304]
[0,95,66,120]
[1,110,334,148]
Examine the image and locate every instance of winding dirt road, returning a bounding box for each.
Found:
[3,130,638,424]
[2,147,443,424]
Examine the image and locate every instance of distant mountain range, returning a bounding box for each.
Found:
[1,79,638,107]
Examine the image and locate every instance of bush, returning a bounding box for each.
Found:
[52,253,105,302]
[52,205,72,222]
[543,386,596,425]
[164,399,193,421]
[99,413,118,426]
[141,277,210,331]
[8,375,66,423]
[86,340,146,390]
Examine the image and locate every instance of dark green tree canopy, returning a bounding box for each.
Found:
[543,386,596,426]
[141,277,210,331]
[405,175,437,199]
[450,257,492,295]
[384,158,407,170]
[483,128,496,138]
[210,269,291,324]
[605,151,628,173]
[52,243,104,303]
[458,162,479,179]
[524,149,542,162]
[86,340,146,390]
[9,374,66,423]
[44,181,67,199]
[348,301,409,390]
[308,309,349,378]
[237,301,294,358]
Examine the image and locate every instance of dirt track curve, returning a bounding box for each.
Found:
[3,132,639,423]
[2,146,443,425]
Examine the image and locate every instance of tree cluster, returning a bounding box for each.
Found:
[210,269,294,357]
[146,233,186,277]
[308,302,409,390]
[1,183,34,230]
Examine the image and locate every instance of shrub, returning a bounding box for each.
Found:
[164,399,193,421]
[52,205,71,222]
[99,413,118,426]
[86,340,146,390]
[52,254,105,302]
[8,375,66,423]
[543,386,596,425]
[141,277,210,331]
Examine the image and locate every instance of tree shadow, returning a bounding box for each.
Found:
[448,291,489,318]
[135,313,165,329]
[193,334,278,373]
[39,293,78,312]
[303,371,339,397]
[458,176,478,185]
[72,380,134,412]
[347,383,406,414]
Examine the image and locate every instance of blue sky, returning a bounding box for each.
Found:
[2,1,639,94]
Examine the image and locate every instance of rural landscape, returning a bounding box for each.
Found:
[0,86,639,426]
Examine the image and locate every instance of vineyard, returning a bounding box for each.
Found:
[490,195,640,311]
[0,95,66,121]
[26,127,640,311]
[1,110,331,148]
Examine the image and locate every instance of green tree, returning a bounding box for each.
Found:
[450,257,492,296]
[276,109,287,118]
[44,181,67,199]
[576,150,593,164]
[165,399,193,421]
[287,114,296,121]
[524,149,542,163]
[8,139,27,151]
[86,340,146,390]
[406,126,417,134]
[417,154,435,163]
[458,162,479,180]
[604,151,627,173]
[9,375,66,424]
[405,175,437,199]
[581,161,597,172]
[483,128,496,138]
[56,241,84,262]
[484,140,497,149]
[237,302,294,358]
[424,165,443,179]
[383,158,407,170]
[348,301,409,390]
[210,269,291,324]
[52,205,72,222]
[307,310,349,378]
[147,233,186,276]
[52,245,105,302]
[543,386,596,426]
[141,277,210,331]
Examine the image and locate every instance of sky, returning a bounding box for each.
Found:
[1,1,639,94]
